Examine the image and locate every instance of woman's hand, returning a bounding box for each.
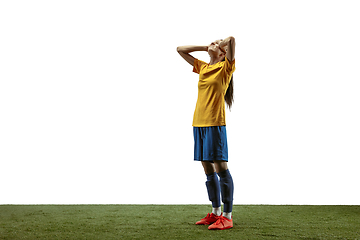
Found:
[220,37,235,62]
[219,39,228,52]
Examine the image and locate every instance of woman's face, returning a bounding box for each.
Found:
[208,39,227,58]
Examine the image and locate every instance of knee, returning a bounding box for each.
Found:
[214,160,228,173]
[202,161,215,175]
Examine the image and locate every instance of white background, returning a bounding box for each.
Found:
[1,0,359,205]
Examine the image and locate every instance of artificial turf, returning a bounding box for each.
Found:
[0,205,359,239]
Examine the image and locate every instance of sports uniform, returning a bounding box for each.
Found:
[192,57,236,230]
[192,56,235,161]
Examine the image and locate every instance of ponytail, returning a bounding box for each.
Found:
[225,75,234,110]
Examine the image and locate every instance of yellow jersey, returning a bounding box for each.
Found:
[192,57,236,127]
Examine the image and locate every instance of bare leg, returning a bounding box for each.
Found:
[201,161,216,175]
[213,160,228,173]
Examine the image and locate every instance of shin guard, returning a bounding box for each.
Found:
[205,172,221,208]
[218,169,234,212]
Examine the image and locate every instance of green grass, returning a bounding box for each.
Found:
[0,205,359,239]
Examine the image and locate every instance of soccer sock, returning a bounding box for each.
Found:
[212,207,221,216]
[205,172,221,210]
[218,169,234,213]
[223,212,232,220]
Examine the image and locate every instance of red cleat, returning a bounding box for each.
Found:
[208,216,233,230]
[195,213,222,225]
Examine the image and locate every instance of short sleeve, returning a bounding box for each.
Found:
[193,58,207,74]
[224,57,236,76]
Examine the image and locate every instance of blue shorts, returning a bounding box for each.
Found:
[193,126,228,162]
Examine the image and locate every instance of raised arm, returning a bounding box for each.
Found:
[177,45,208,66]
[219,36,235,62]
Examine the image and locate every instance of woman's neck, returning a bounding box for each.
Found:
[209,57,222,65]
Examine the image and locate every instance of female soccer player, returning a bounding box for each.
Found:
[177,36,236,230]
